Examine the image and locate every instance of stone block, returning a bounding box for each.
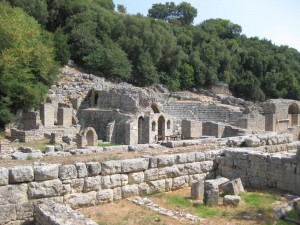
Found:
[158,166,180,179]
[70,178,84,193]
[144,168,159,181]
[28,179,70,199]
[0,184,28,205]
[101,160,122,175]
[184,162,201,175]
[203,177,229,206]
[191,180,204,200]
[34,164,59,181]
[128,172,144,184]
[83,176,102,192]
[0,167,9,186]
[122,185,139,198]
[219,178,245,196]
[244,137,261,147]
[156,155,175,167]
[44,145,55,153]
[149,180,165,193]
[195,152,205,162]
[57,107,72,126]
[59,165,77,180]
[75,163,88,178]
[64,192,97,209]
[86,162,101,176]
[200,161,214,173]
[96,189,113,204]
[175,153,196,164]
[102,174,128,189]
[223,195,241,207]
[138,183,151,196]
[172,176,189,190]
[113,187,122,200]
[9,166,34,183]
[121,158,149,173]
[165,178,173,191]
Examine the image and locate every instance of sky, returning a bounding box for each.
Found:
[113,0,300,52]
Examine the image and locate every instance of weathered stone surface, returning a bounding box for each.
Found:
[83,176,102,192]
[149,180,165,193]
[16,202,33,220]
[64,192,97,209]
[113,187,122,200]
[34,164,59,181]
[184,162,201,175]
[86,162,101,176]
[200,161,214,173]
[75,163,88,178]
[244,137,261,147]
[138,183,151,196]
[128,172,144,184]
[219,178,245,196]
[223,195,241,206]
[59,165,77,180]
[122,184,139,198]
[70,178,84,193]
[28,179,70,199]
[12,152,44,160]
[35,200,98,225]
[101,160,122,175]
[102,174,128,189]
[175,153,195,164]
[144,169,159,181]
[158,166,180,179]
[191,181,204,200]
[44,145,55,153]
[121,158,149,173]
[96,189,113,204]
[156,155,175,167]
[9,166,34,183]
[0,184,28,205]
[165,178,173,192]
[0,167,9,186]
[204,177,229,206]
[195,152,205,162]
[172,176,188,190]
[0,204,16,224]
[104,145,128,151]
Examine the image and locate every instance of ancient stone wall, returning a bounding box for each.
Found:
[0,151,218,224]
[217,149,300,195]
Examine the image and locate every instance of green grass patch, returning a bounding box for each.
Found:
[167,196,192,207]
[276,209,299,225]
[97,143,119,147]
[195,204,222,218]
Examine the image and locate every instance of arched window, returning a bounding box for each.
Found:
[94,92,99,106]
[288,103,300,126]
[152,121,156,131]
[167,120,171,129]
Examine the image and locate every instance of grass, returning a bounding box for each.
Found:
[97,143,119,147]
[167,196,193,207]
[10,138,51,152]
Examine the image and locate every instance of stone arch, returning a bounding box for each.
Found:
[82,127,98,146]
[138,116,144,144]
[158,116,165,139]
[151,103,161,114]
[288,103,300,126]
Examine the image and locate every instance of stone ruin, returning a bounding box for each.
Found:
[1,66,300,224]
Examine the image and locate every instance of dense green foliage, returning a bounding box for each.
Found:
[0,2,58,127]
[1,0,300,127]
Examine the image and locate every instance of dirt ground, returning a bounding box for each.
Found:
[79,187,285,225]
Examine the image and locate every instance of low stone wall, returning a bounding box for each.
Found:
[0,150,219,224]
[11,128,44,142]
[217,149,300,195]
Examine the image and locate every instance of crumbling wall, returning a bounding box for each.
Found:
[217,149,300,195]
[0,151,218,224]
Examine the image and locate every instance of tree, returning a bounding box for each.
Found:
[179,63,194,89]
[53,27,70,65]
[0,3,58,128]
[117,4,126,13]
[148,1,197,25]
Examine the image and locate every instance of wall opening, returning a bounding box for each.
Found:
[138,116,144,144]
[158,116,165,140]
[151,104,160,114]
[152,121,156,131]
[288,103,300,126]
[86,130,95,146]
[94,92,99,107]
[167,120,171,129]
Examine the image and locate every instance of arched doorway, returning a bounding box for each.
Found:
[94,92,99,107]
[138,116,144,144]
[86,130,95,146]
[158,116,165,140]
[288,103,300,126]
